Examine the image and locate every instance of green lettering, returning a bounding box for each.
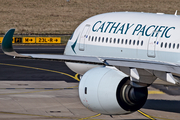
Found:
[109,22,121,33]
[104,22,113,33]
[132,24,142,35]
[116,23,125,34]
[124,23,134,34]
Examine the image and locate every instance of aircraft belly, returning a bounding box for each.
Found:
[65,62,101,75]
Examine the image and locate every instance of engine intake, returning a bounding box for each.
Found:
[79,66,147,115]
[117,78,147,111]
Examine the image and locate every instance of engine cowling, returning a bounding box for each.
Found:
[79,66,148,115]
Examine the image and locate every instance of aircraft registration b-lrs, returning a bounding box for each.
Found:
[2,12,180,115]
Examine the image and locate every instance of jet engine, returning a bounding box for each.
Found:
[79,66,148,115]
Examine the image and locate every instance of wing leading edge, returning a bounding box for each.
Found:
[2,29,180,85]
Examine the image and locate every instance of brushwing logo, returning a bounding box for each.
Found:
[71,35,79,54]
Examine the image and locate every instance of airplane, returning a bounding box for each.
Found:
[2,11,180,115]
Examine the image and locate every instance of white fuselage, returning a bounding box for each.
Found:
[64,12,180,76]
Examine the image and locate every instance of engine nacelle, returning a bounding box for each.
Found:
[79,66,148,115]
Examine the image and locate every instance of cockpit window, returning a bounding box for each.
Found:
[69,32,74,40]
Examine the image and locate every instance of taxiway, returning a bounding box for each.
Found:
[0,45,180,120]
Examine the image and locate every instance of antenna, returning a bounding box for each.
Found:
[175,10,178,16]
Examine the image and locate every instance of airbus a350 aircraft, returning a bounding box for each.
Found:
[2,12,180,115]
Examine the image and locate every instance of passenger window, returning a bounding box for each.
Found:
[133,40,135,45]
[95,37,97,42]
[169,43,171,48]
[118,39,120,44]
[92,36,94,41]
[165,43,167,48]
[129,40,131,45]
[121,39,124,44]
[173,43,175,49]
[141,41,143,46]
[137,40,139,46]
[125,39,128,44]
[177,44,179,49]
[110,38,112,43]
[102,37,104,43]
[161,42,163,48]
[106,37,108,43]
[98,37,101,42]
[114,38,116,43]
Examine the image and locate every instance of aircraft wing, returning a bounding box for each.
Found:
[2,29,104,64]
[2,29,180,85]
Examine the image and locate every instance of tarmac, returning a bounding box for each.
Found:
[0,45,180,120]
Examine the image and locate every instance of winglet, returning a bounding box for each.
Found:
[2,29,15,53]
[2,29,30,58]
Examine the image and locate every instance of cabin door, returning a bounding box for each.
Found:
[147,31,161,57]
[79,25,90,51]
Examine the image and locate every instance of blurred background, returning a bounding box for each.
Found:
[0,0,179,35]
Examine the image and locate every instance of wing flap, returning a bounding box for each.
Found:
[104,58,180,75]
[18,54,104,64]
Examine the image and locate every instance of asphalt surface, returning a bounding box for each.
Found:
[0,45,77,82]
[0,45,180,120]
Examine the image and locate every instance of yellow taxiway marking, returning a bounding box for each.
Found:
[0,63,102,120]
[138,110,155,120]
[0,62,170,120]
[75,73,80,81]
[0,63,79,81]
[151,116,172,120]
[0,63,80,95]
[148,90,164,94]
[0,111,101,120]
[138,90,165,120]
[78,113,101,120]
[138,110,173,120]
